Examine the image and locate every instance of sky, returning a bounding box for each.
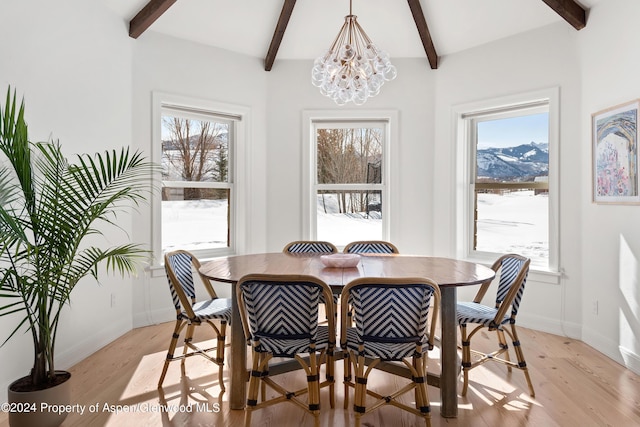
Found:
[477,112,549,149]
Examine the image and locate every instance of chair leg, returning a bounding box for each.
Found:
[413,356,421,410]
[343,351,351,409]
[158,319,184,388]
[307,350,321,417]
[496,328,512,372]
[352,351,367,427]
[217,321,227,392]
[245,348,263,425]
[258,352,267,403]
[509,324,535,397]
[460,324,471,396]
[181,323,196,376]
[413,354,432,427]
[327,348,335,409]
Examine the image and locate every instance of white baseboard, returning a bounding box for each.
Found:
[56,318,131,370]
[488,314,640,376]
[620,346,640,376]
[517,312,582,339]
[582,327,640,374]
[133,307,175,328]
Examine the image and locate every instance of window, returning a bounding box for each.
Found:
[152,93,248,261]
[303,111,396,248]
[455,89,559,271]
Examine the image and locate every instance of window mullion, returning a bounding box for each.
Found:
[475,182,549,190]
[162,181,231,189]
[315,184,383,191]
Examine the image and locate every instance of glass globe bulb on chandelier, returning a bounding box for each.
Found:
[311,0,397,106]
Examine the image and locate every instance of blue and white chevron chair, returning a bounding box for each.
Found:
[343,240,399,254]
[237,274,336,425]
[283,240,339,316]
[283,240,338,254]
[340,277,441,427]
[342,241,400,325]
[158,250,232,390]
[456,253,535,397]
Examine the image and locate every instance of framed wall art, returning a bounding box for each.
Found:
[592,99,640,204]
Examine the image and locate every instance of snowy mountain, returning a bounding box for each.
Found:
[477,142,548,180]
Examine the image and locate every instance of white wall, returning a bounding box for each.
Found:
[0,0,136,403]
[265,58,436,254]
[130,32,269,326]
[432,21,584,338]
[578,0,640,373]
[427,0,640,373]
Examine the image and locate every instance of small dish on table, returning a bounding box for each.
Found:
[320,253,360,268]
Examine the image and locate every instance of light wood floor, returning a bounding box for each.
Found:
[2,321,639,427]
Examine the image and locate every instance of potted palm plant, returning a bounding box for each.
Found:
[0,87,155,427]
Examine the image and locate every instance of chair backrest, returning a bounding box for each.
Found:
[340,277,440,350]
[283,240,338,254]
[343,240,399,254]
[164,250,218,317]
[237,274,336,350]
[492,254,530,320]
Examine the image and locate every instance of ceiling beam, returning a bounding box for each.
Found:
[540,0,586,30]
[129,0,177,39]
[406,0,438,69]
[265,0,297,71]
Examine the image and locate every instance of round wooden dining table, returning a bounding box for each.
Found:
[199,252,495,418]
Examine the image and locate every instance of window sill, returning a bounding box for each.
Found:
[527,268,562,285]
[149,264,166,278]
[462,255,561,285]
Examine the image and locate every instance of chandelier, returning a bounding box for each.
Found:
[311,0,397,106]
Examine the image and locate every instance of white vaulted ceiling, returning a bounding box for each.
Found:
[103,0,599,66]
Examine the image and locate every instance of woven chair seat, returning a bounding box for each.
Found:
[344,328,428,360]
[456,301,509,327]
[185,298,232,321]
[253,325,332,357]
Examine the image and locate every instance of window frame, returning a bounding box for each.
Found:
[454,88,560,273]
[302,110,398,246]
[152,92,249,263]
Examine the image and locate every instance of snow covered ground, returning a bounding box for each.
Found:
[476,190,548,259]
[162,190,548,259]
[162,199,230,251]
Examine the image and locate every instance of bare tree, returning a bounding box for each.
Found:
[317,127,382,214]
[162,117,228,200]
